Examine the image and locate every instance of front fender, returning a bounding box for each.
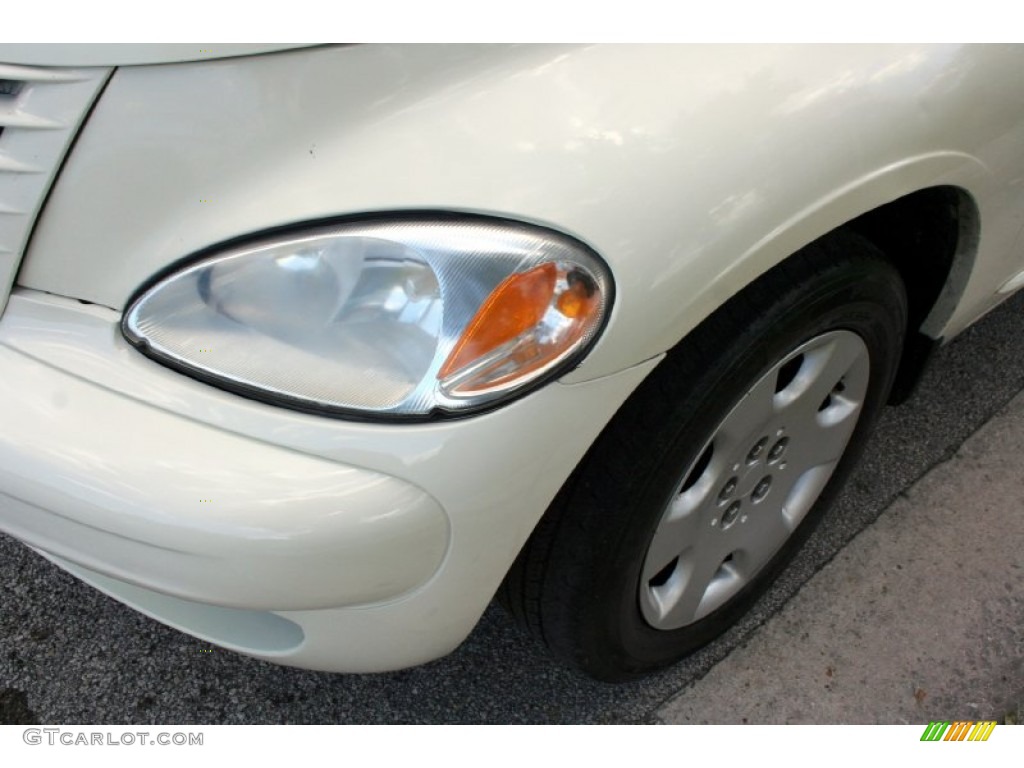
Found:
[17,44,1024,380]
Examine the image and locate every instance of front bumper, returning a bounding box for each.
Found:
[0,290,658,671]
[0,337,449,613]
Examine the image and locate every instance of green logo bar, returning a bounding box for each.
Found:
[921,721,951,741]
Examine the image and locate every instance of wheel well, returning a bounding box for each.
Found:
[843,186,977,403]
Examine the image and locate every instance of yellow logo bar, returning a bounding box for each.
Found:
[968,721,997,742]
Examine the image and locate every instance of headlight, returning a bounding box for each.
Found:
[122,217,612,419]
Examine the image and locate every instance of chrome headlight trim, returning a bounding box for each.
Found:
[122,215,614,421]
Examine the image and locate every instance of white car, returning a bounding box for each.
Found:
[1,44,1022,681]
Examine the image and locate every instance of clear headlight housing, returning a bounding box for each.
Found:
[122,217,612,419]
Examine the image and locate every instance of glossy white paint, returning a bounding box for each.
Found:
[0,324,450,611]
[3,44,1024,672]
[18,44,1024,386]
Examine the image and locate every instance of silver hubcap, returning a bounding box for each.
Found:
[639,329,870,630]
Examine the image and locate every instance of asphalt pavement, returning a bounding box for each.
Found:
[2,291,1024,725]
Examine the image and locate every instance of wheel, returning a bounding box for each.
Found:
[500,230,908,681]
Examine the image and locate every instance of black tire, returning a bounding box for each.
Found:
[500,229,908,681]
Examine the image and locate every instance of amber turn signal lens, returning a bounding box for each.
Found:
[438,261,603,398]
[438,264,556,380]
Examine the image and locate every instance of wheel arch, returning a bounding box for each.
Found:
[568,153,983,405]
[690,152,983,359]
[846,185,979,402]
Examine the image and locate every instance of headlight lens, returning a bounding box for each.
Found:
[122,218,612,418]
